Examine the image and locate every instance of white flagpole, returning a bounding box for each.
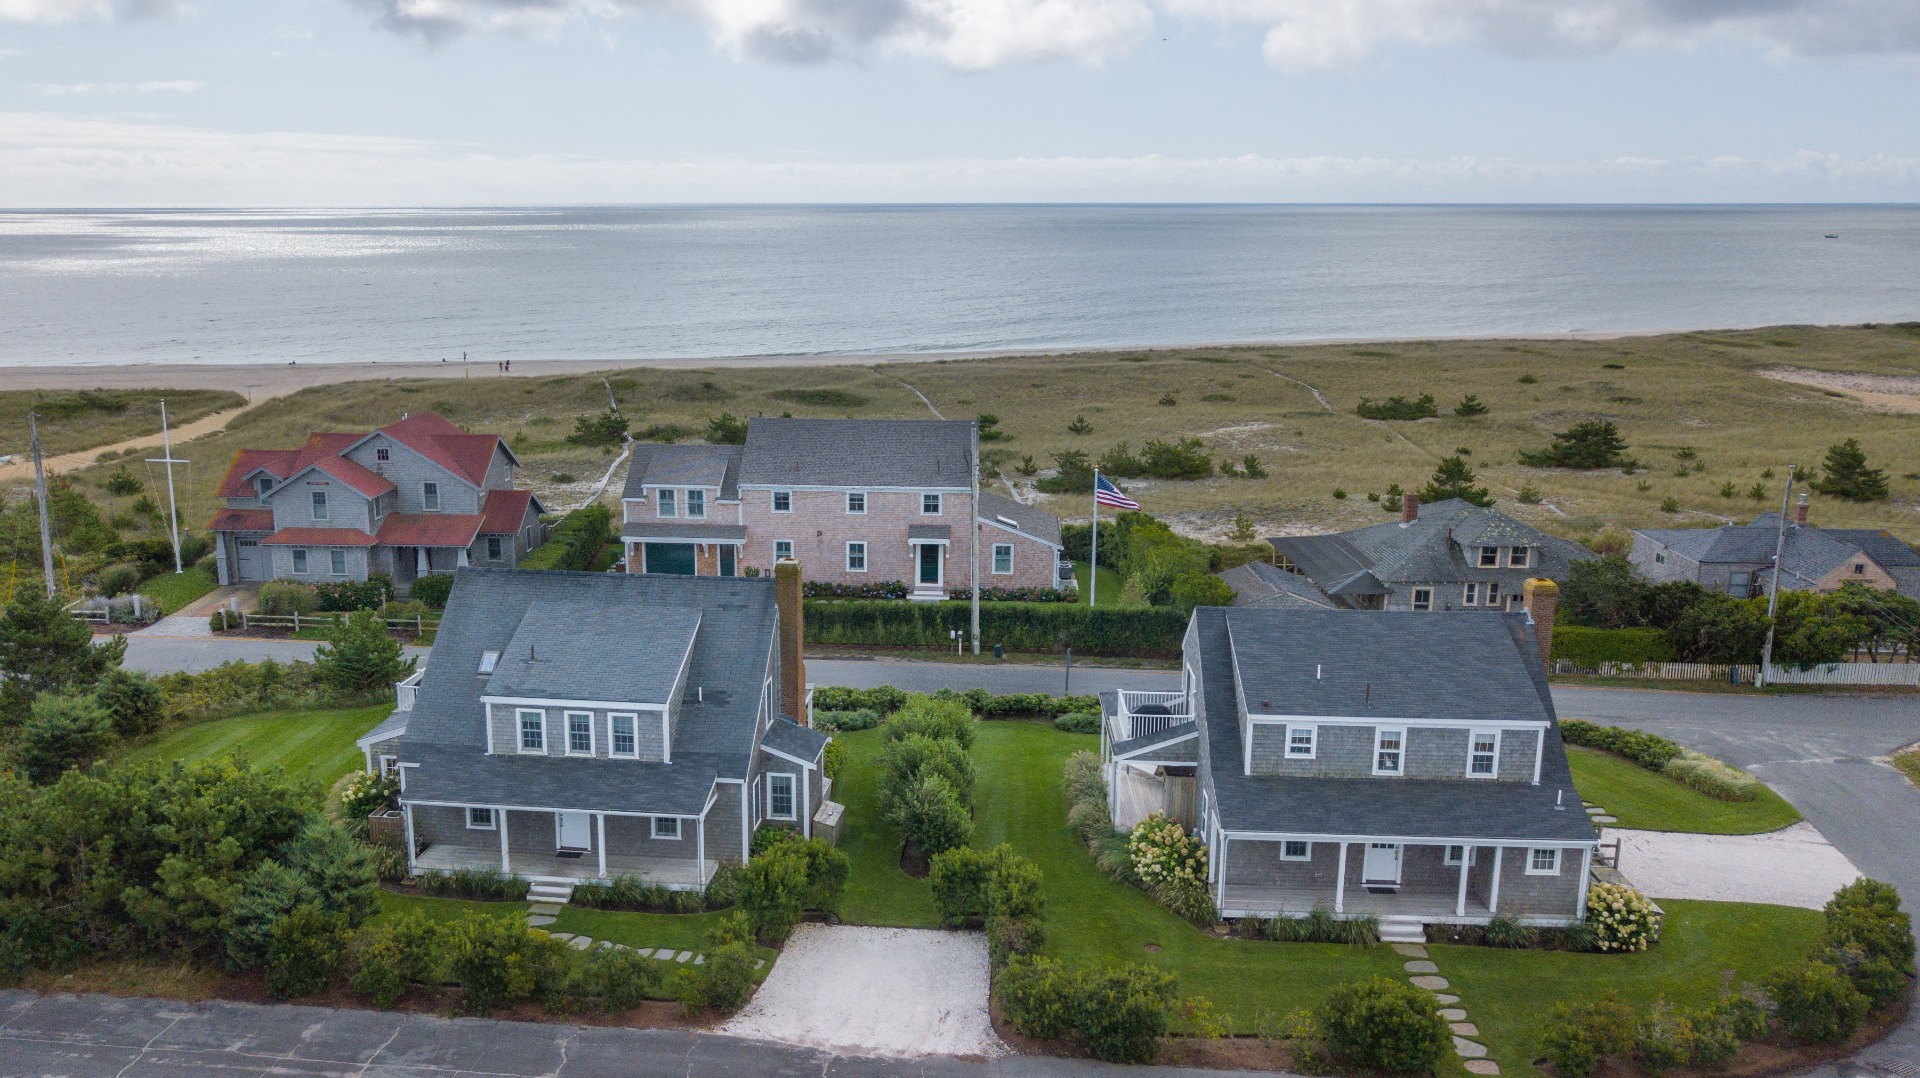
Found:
[1090,469,1100,608]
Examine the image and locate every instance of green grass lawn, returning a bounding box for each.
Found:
[1072,561,1127,607]
[137,567,219,614]
[123,704,390,786]
[1567,746,1801,834]
[835,730,940,926]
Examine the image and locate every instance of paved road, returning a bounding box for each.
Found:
[0,990,1255,1078]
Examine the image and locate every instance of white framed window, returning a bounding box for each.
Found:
[376,447,391,462]
[653,816,681,839]
[566,710,594,755]
[291,548,309,574]
[311,490,329,520]
[1462,582,1480,606]
[922,493,942,515]
[1509,546,1530,568]
[487,536,504,560]
[846,542,867,572]
[1478,546,1499,567]
[378,755,398,779]
[1373,728,1405,775]
[467,807,495,830]
[1527,847,1561,875]
[423,482,440,511]
[846,491,866,514]
[774,540,794,561]
[1411,588,1433,612]
[1280,839,1312,861]
[992,543,1013,575]
[658,489,677,517]
[330,549,348,576]
[255,475,274,495]
[1486,581,1501,607]
[609,713,637,758]
[478,650,500,673]
[687,489,706,518]
[1286,725,1316,759]
[518,708,546,752]
[1445,844,1476,867]
[772,490,792,513]
[767,773,796,820]
[1468,730,1499,777]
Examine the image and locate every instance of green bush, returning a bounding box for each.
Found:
[881,695,977,750]
[1660,753,1764,802]
[315,609,415,695]
[1075,965,1179,1064]
[995,955,1078,1040]
[1765,959,1870,1043]
[1542,992,1636,1078]
[988,910,1047,965]
[351,912,445,1008]
[878,733,975,813]
[521,504,612,571]
[1585,882,1662,952]
[1482,913,1535,949]
[259,581,318,616]
[1356,394,1438,421]
[1053,711,1101,734]
[407,574,455,608]
[445,915,568,1015]
[264,905,351,999]
[153,657,331,725]
[415,868,531,902]
[929,845,996,926]
[1559,719,1683,771]
[1316,976,1450,1074]
[676,917,759,1015]
[570,876,708,913]
[813,708,880,732]
[560,943,666,1011]
[735,839,848,944]
[17,690,115,785]
[314,576,391,612]
[96,562,144,598]
[893,773,973,858]
[223,859,316,970]
[810,685,909,715]
[1824,878,1914,972]
[1551,626,1677,667]
[95,667,164,739]
[339,771,401,820]
[804,600,1186,656]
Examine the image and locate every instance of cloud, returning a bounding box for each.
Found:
[2,110,1917,205]
[35,79,203,94]
[0,0,189,24]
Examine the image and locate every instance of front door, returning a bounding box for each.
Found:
[556,811,592,851]
[719,546,736,577]
[1363,842,1402,885]
[918,543,942,587]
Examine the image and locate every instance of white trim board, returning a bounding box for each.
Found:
[1222,828,1599,848]
[483,696,670,712]
[1247,714,1549,730]
[403,796,715,820]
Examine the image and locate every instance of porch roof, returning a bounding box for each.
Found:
[908,524,952,541]
[402,741,720,816]
[762,718,828,764]
[1113,722,1198,760]
[620,522,748,542]
[261,527,379,547]
[376,512,485,548]
[209,508,274,533]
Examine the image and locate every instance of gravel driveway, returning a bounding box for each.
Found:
[1609,822,1862,909]
[720,925,1001,1059]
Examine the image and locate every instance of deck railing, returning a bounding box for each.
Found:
[395,668,425,711]
[1115,690,1190,741]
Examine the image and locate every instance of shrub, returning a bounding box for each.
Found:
[1559,720,1683,771]
[1585,882,1661,952]
[566,409,629,448]
[264,905,351,999]
[1482,913,1535,949]
[223,859,316,970]
[1662,753,1763,802]
[1128,814,1207,896]
[415,868,531,902]
[1824,878,1915,971]
[96,562,144,598]
[1542,992,1636,1078]
[1551,626,1677,667]
[1076,965,1180,1064]
[1316,976,1450,1073]
[1765,959,1869,1043]
[803,600,1187,657]
[881,696,977,750]
[810,684,909,715]
[804,578,912,600]
[95,667,165,739]
[407,573,455,608]
[893,773,973,858]
[813,708,880,732]
[520,504,612,571]
[878,733,974,813]
[1634,1001,1693,1075]
[1684,1002,1742,1069]
[351,912,445,1008]
[929,845,996,926]
[17,691,115,785]
[1053,710,1101,734]
[565,943,666,1011]
[445,915,567,1015]
[314,576,391,612]
[153,658,331,725]
[314,609,415,696]
[996,955,1078,1040]
[1520,419,1634,470]
[1356,394,1438,421]
[570,876,706,913]
[736,839,848,943]
[676,924,758,1016]
[1263,909,1377,945]
[339,770,400,819]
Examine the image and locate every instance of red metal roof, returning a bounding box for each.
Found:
[374,513,484,548]
[381,413,502,487]
[478,489,539,534]
[260,528,381,547]
[215,449,300,497]
[208,508,274,533]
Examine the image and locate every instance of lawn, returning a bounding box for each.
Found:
[1567,746,1801,834]
[835,729,941,926]
[1072,561,1126,607]
[123,704,391,786]
[138,566,219,614]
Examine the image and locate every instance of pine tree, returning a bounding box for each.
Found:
[1813,439,1889,502]
[314,610,414,696]
[1518,420,1634,470]
[1420,456,1493,507]
[0,587,126,726]
[1454,395,1488,417]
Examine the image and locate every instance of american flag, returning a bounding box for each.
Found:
[1094,473,1141,510]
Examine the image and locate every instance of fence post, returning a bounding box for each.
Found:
[417,614,423,635]
[293,611,300,633]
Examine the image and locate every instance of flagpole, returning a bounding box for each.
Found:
[1090,469,1100,608]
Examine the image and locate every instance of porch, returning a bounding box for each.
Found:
[403,803,724,890]
[414,842,717,888]
[1103,689,1191,746]
[1222,883,1494,922]
[1214,837,1591,925]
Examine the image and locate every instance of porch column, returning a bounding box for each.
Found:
[596,814,607,879]
[457,547,470,568]
[402,804,417,874]
[694,815,706,889]
[416,547,429,575]
[1215,835,1229,912]
[1334,841,1348,914]
[1576,846,1594,918]
[801,770,812,840]
[1456,847,1471,917]
[740,783,751,861]
[1488,845,1504,913]
[499,807,510,873]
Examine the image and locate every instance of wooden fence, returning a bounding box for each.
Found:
[211,610,441,634]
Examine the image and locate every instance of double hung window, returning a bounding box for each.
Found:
[772,491,792,513]
[488,536,504,560]
[1478,546,1499,567]
[767,774,796,820]
[566,711,593,755]
[467,807,495,830]
[687,490,706,518]
[1463,582,1480,606]
[1285,725,1316,759]
[1373,729,1404,775]
[292,549,309,574]
[1508,546,1530,568]
[330,549,347,576]
[1281,840,1312,860]
[1469,730,1499,777]
[774,540,794,561]
[922,493,941,515]
[423,482,440,511]
[658,489,677,517]
[311,491,329,520]
[846,491,866,514]
[610,713,637,758]
[1528,848,1561,875]
[1411,588,1433,612]
[992,544,1013,574]
[846,542,867,572]
[518,709,545,752]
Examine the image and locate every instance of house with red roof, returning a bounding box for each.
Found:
[209,412,545,593]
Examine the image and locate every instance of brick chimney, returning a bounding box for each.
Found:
[1522,578,1558,674]
[1794,493,1809,527]
[774,558,807,725]
[1401,491,1420,525]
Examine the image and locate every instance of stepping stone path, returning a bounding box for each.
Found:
[1395,933,1498,1073]
[519,899,761,969]
[1585,801,1619,826]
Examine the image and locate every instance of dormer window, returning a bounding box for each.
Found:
[478,650,500,674]
[1508,546,1530,568]
[255,475,274,495]
[1373,729,1405,776]
[687,490,706,519]
[659,490,677,517]
[1478,546,1499,567]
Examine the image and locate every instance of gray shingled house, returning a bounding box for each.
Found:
[380,563,830,894]
[1632,499,1920,600]
[1102,582,1596,929]
[1246,496,1595,613]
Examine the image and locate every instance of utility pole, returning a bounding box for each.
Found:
[147,399,185,574]
[969,420,981,656]
[1757,465,1796,688]
[29,412,55,599]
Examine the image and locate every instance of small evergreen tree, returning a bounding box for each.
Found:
[564,410,628,448]
[1454,394,1488,417]
[1812,439,1889,502]
[104,465,144,497]
[314,609,414,696]
[0,587,126,726]
[95,667,165,739]
[1519,420,1634,469]
[17,691,115,784]
[1419,456,1493,507]
[704,412,748,445]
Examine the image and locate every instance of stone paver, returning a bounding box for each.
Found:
[655,951,677,961]
[1586,806,1606,815]
[1391,943,1429,958]
[1453,1036,1487,1059]
[1409,975,1449,991]
[568,937,593,950]
[526,915,556,927]
[1451,1022,1480,1037]
[1403,960,1439,974]
[550,932,574,941]
[1594,815,1618,824]
[1433,992,1459,1004]
[675,951,693,962]
[633,948,654,958]
[528,904,563,916]
[1465,1060,1502,1075]
[1438,1008,1467,1021]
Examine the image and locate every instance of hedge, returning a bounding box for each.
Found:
[804,600,1185,656]
[521,504,612,572]
[1560,719,1682,770]
[810,686,1098,719]
[1551,626,1676,667]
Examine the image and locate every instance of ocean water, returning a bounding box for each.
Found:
[0,204,1916,367]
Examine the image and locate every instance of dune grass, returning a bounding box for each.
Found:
[122,704,391,786]
[1567,746,1801,834]
[0,387,244,460]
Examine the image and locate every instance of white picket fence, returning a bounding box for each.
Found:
[1557,659,1920,687]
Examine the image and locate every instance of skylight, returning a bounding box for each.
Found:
[478,650,500,674]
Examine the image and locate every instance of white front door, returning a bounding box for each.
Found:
[1363,842,1402,884]
[556,811,592,851]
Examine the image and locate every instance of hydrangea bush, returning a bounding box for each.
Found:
[340,771,401,819]
[1128,814,1207,893]
[1585,882,1662,952]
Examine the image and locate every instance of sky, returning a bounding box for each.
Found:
[1,0,1919,203]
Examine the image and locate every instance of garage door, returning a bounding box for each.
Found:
[235,537,268,581]
[643,543,697,575]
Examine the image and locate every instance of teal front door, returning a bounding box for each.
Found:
[643,543,696,575]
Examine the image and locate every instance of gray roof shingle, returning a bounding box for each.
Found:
[739,418,975,489]
[761,718,829,764]
[484,601,701,705]
[979,491,1063,548]
[1271,500,1594,594]
[1218,562,1336,609]
[622,444,743,501]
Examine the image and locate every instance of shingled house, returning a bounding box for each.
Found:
[619,418,1066,599]
[1242,496,1595,613]
[1102,582,1596,930]
[382,563,830,895]
[1632,497,1920,600]
[208,412,543,593]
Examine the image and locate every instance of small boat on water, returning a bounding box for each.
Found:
[1824,233,1839,239]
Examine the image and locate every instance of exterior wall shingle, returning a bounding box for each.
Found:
[486,703,666,762]
[1489,845,1584,920]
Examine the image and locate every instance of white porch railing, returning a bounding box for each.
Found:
[1113,690,1190,742]
[395,668,425,711]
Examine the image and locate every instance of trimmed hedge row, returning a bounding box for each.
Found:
[521,504,611,572]
[804,599,1185,656]
[811,685,1099,719]
[1560,719,1682,770]
[1551,626,1677,667]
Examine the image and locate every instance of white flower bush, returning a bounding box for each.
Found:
[1585,881,1662,952]
[1128,814,1207,893]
